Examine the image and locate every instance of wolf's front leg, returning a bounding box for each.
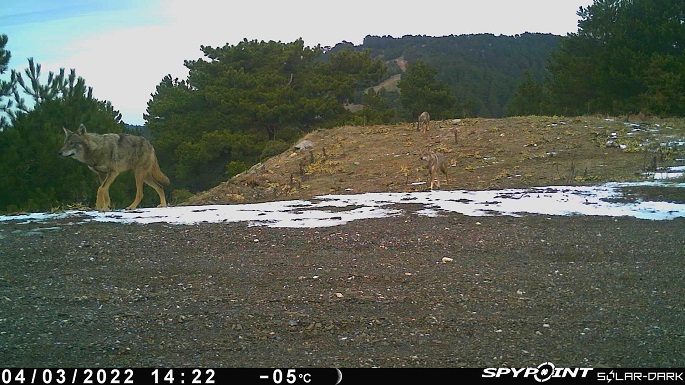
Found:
[126,173,145,210]
[96,187,105,210]
[96,186,111,211]
[102,189,111,210]
[97,170,119,211]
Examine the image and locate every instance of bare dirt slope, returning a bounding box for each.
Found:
[186,116,684,206]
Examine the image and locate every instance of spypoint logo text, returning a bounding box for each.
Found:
[482,362,593,382]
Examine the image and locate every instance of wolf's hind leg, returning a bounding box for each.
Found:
[144,177,167,207]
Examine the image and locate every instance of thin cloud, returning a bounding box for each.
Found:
[0,1,138,27]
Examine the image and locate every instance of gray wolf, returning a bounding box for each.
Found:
[59,124,169,211]
[423,151,448,189]
[417,111,430,132]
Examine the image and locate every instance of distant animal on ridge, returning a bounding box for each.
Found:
[417,111,431,132]
[423,151,448,189]
[59,123,169,211]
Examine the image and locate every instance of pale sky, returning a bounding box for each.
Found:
[1,0,594,125]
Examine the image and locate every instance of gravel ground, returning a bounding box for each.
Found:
[1,211,684,368]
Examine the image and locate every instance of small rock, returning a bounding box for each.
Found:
[293,140,314,150]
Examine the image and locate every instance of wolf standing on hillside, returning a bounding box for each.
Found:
[424,151,448,190]
[417,111,431,132]
[59,124,169,211]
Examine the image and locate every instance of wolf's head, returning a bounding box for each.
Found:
[58,124,88,162]
[419,148,432,161]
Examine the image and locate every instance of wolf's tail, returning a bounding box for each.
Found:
[153,161,170,186]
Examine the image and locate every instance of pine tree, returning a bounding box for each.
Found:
[145,39,386,193]
[505,71,544,116]
[547,0,685,116]
[397,61,456,121]
[0,34,15,128]
[0,51,123,213]
[360,88,396,124]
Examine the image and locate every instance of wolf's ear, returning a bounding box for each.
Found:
[77,124,87,135]
[62,127,71,136]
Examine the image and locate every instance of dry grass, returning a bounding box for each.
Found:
[185,116,685,206]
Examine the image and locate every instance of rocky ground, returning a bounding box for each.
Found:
[1,211,683,368]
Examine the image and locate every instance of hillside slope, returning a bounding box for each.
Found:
[185,116,684,206]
